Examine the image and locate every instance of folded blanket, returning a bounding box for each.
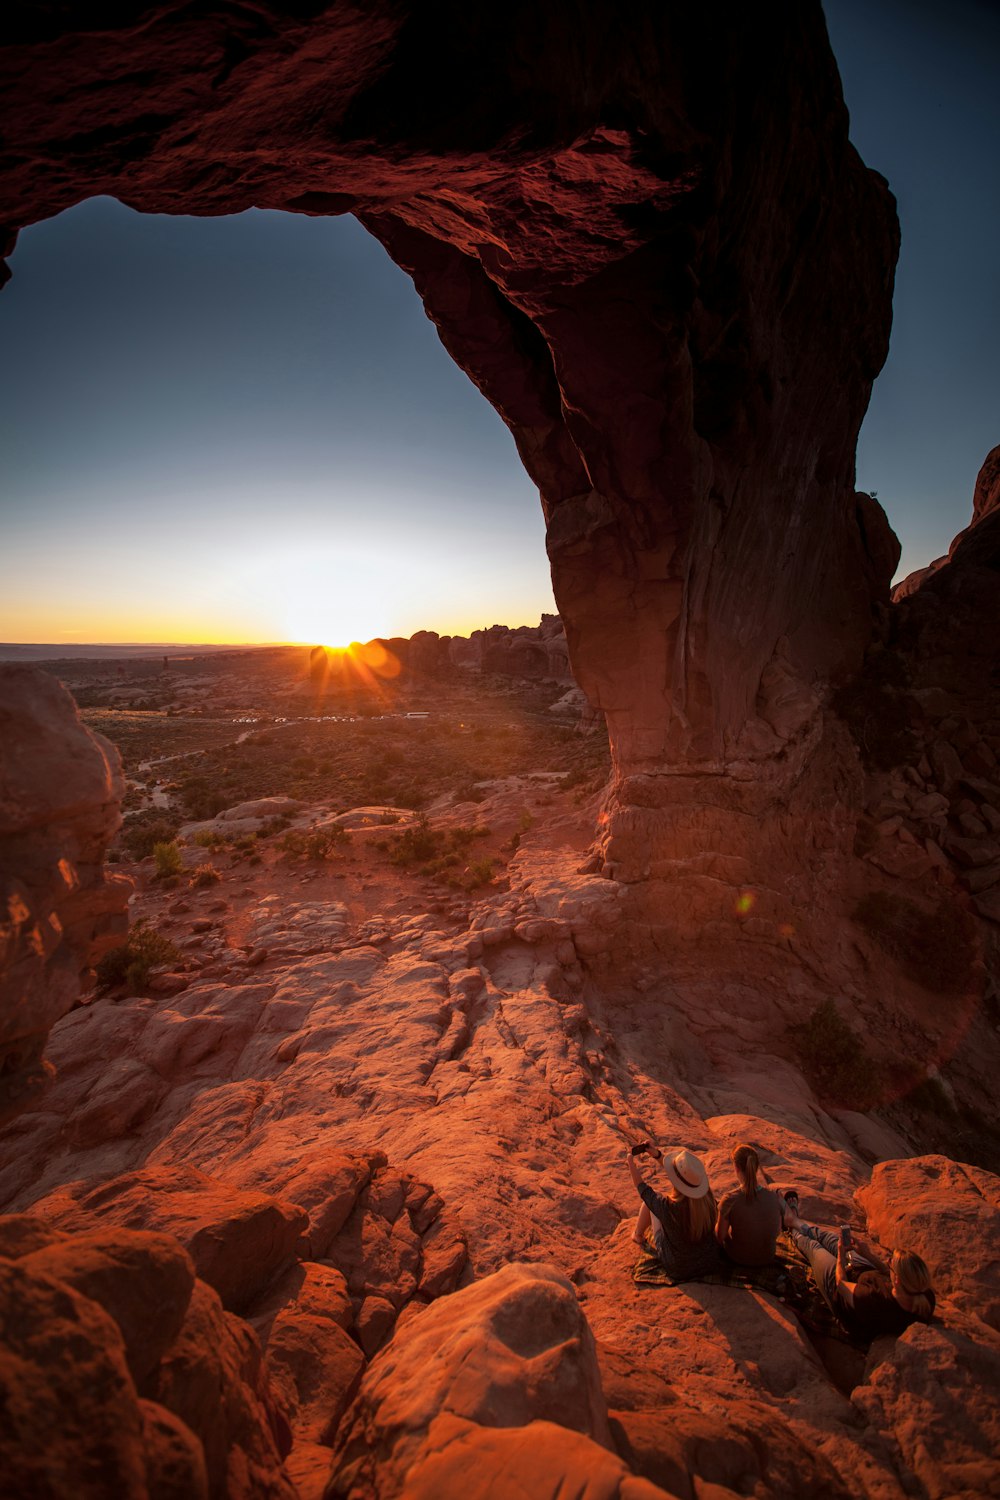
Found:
[632,1230,865,1347]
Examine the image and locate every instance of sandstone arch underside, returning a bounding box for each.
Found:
[1,0,900,878]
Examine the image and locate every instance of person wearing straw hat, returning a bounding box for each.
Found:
[627,1142,724,1280]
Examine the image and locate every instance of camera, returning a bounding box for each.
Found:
[631,1141,651,1157]
[839,1223,853,1248]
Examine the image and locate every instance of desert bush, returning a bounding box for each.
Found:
[789,999,881,1110]
[177,776,229,820]
[281,825,350,862]
[96,920,180,992]
[466,858,495,887]
[153,841,183,880]
[388,817,442,868]
[193,828,225,850]
[259,814,293,837]
[190,864,221,888]
[121,813,182,861]
[852,891,977,994]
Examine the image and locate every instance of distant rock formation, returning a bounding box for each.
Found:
[0,666,130,1122]
[462,614,573,683]
[894,443,1000,600]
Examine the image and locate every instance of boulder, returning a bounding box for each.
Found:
[399,1414,676,1500]
[138,1400,210,1500]
[856,1155,1000,1332]
[151,1280,296,1500]
[19,1228,195,1385]
[31,1165,308,1314]
[0,1256,149,1499]
[329,1262,613,1497]
[852,1322,1000,1500]
[0,666,130,1122]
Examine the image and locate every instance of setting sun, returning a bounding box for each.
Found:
[270,551,397,648]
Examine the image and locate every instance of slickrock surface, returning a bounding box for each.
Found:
[1,739,998,1497]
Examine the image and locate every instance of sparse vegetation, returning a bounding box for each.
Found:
[96,920,180,992]
[194,828,226,850]
[789,999,882,1110]
[152,841,182,880]
[280,825,351,862]
[852,891,977,994]
[119,812,182,861]
[387,819,489,872]
[190,864,222,888]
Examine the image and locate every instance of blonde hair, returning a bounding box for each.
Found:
[679,1191,717,1242]
[892,1250,934,1319]
[732,1144,760,1202]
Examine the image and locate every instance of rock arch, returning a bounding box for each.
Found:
[1,1,900,884]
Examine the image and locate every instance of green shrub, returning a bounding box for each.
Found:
[121,813,182,860]
[466,858,495,887]
[281,825,350,862]
[852,891,977,994]
[388,817,442,868]
[153,841,183,880]
[789,999,881,1110]
[259,814,293,837]
[177,777,228,820]
[194,828,225,850]
[96,920,180,992]
[190,864,221,888]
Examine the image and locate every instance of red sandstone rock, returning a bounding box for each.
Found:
[400,1414,677,1500]
[152,1280,295,1500]
[247,1260,363,1445]
[856,1155,1000,1333]
[852,1323,1000,1500]
[329,1262,613,1497]
[19,1227,195,1385]
[0,666,130,1121]
[138,1399,210,1500]
[0,1257,150,1498]
[32,1164,308,1314]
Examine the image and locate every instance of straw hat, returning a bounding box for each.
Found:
[662,1147,710,1199]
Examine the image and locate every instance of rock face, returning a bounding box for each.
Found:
[0,665,130,1121]
[0,1221,295,1500]
[329,1262,620,1499]
[1,2,900,885]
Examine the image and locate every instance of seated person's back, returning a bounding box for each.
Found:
[718,1184,783,1266]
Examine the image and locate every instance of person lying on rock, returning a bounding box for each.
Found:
[627,1142,723,1279]
[715,1143,784,1267]
[782,1194,936,1340]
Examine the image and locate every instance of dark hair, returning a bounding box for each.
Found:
[733,1144,760,1201]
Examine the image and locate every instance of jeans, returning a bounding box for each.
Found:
[791,1224,874,1311]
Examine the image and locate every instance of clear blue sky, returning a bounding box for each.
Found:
[824,0,1000,573]
[0,0,996,642]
